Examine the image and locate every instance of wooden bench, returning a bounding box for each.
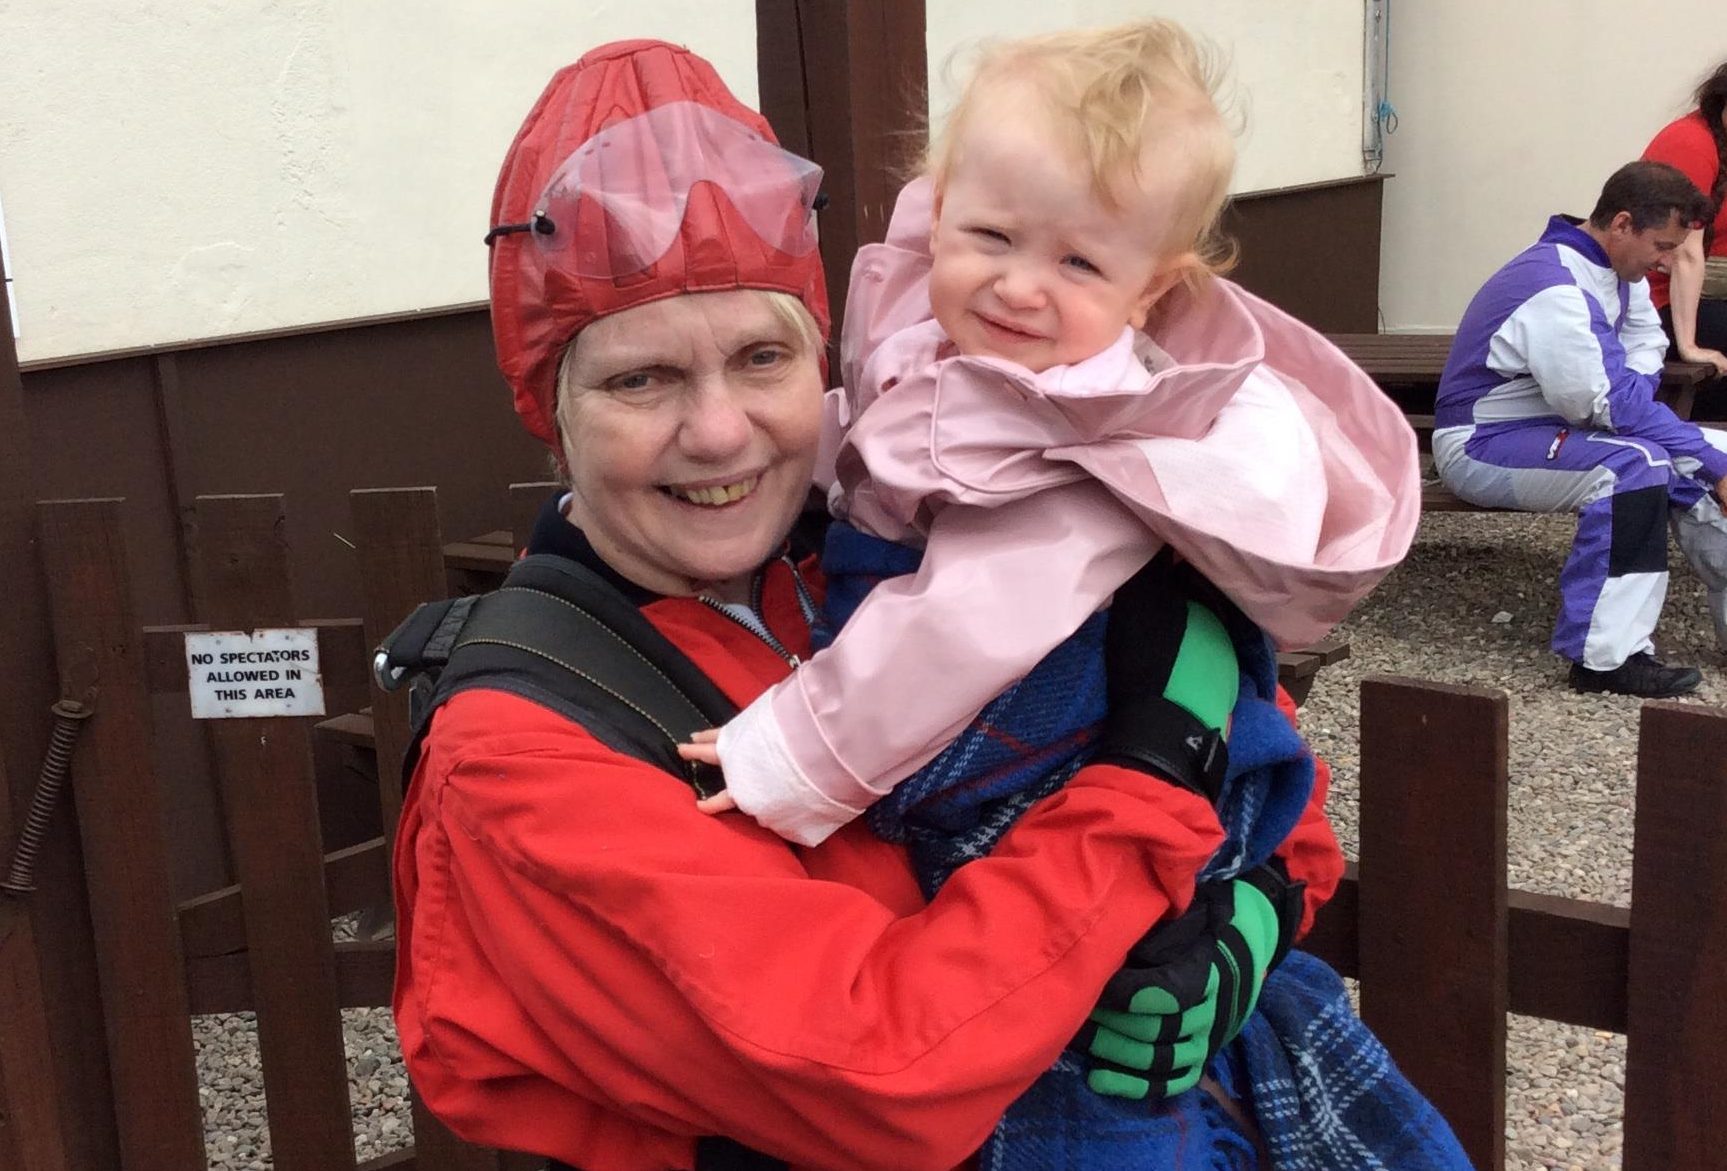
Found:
[1326,332,1716,421]
[1328,333,1719,513]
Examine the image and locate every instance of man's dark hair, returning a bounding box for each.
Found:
[1588,161,1710,231]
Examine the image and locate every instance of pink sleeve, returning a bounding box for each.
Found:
[718,481,1159,844]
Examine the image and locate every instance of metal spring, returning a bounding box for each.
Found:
[0,700,94,895]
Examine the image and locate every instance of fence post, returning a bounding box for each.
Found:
[1358,676,1508,1171]
[0,237,112,1171]
[36,498,208,1170]
[509,481,559,554]
[192,494,357,1171]
[352,486,507,1169]
[1623,700,1727,1168]
[351,487,447,851]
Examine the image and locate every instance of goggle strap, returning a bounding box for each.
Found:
[484,215,558,247]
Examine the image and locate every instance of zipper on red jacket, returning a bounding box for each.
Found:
[696,554,818,666]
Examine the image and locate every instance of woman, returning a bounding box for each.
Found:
[1642,59,1727,377]
[392,39,1450,1171]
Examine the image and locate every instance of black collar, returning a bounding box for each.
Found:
[524,490,662,607]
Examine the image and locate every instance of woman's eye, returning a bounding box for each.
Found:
[607,370,657,392]
[748,346,786,367]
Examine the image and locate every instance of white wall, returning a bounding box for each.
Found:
[928,0,1366,195]
[1380,2,1726,332]
[2,2,1365,362]
[0,1,760,363]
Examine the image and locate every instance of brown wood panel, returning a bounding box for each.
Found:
[1624,701,1727,1169]
[1308,870,1631,1032]
[186,940,396,1015]
[0,243,109,1171]
[192,494,356,1171]
[1358,676,1507,1171]
[757,0,927,341]
[147,312,543,619]
[1225,176,1386,332]
[352,489,449,851]
[180,837,391,960]
[411,1095,509,1171]
[36,499,208,1170]
[510,482,560,553]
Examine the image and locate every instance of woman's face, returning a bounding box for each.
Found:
[557,290,824,597]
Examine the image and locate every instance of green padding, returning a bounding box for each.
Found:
[1163,601,1238,731]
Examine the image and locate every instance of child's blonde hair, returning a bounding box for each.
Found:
[928,20,1238,278]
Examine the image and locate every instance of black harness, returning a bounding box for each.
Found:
[378,553,740,798]
[375,553,786,1171]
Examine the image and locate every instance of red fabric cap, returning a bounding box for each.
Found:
[489,40,831,448]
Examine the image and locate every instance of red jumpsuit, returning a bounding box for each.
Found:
[393,556,1345,1171]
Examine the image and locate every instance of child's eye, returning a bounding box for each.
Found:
[1063,254,1102,276]
[968,226,1010,244]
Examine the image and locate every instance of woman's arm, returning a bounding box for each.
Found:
[1667,229,1727,375]
[397,689,1224,1171]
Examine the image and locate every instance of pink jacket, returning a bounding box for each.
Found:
[717,179,1419,845]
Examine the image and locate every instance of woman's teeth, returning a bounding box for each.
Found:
[672,476,758,506]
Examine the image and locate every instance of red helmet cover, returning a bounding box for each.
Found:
[489,40,831,447]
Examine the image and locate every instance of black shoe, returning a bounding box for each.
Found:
[1568,652,1702,698]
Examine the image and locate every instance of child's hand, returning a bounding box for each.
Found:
[678,729,735,814]
[695,790,737,815]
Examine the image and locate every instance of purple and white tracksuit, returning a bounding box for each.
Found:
[1434,215,1727,670]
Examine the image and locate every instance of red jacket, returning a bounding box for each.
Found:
[393,556,1344,1171]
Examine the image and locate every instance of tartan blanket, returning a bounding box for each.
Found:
[823,522,1472,1169]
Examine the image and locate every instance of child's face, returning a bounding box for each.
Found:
[928,107,1190,373]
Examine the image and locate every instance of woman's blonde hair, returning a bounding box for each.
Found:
[928,20,1239,278]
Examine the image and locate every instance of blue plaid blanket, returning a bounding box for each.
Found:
[822,522,1472,1170]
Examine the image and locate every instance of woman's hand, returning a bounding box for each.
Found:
[1094,551,1238,800]
[1072,861,1304,1101]
[677,729,738,813]
[1678,342,1727,377]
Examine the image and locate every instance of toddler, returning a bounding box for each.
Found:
[686,21,1418,846]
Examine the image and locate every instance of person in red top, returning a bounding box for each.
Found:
[392,39,1344,1170]
[1642,59,1727,377]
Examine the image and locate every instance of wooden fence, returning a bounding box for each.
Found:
[24,485,1727,1169]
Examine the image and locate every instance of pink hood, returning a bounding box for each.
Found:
[829,178,1420,648]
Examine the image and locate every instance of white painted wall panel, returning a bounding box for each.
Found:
[1379,2,1725,332]
[3,2,1363,360]
[927,1,1367,194]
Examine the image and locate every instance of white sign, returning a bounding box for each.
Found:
[185,629,326,720]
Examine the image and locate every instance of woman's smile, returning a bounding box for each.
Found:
[662,473,762,507]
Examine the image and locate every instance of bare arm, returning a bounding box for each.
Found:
[1668,229,1727,375]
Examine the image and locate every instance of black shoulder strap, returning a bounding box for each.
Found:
[377,554,740,796]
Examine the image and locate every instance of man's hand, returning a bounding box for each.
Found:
[1678,343,1727,378]
[1074,862,1303,1101]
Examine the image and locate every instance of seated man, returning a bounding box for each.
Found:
[1434,161,1724,698]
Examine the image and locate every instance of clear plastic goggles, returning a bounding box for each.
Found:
[530,101,824,278]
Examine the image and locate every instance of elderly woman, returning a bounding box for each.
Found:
[392,39,1462,1171]
[1642,59,1727,377]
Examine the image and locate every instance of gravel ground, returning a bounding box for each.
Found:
[192,510,1725,1169]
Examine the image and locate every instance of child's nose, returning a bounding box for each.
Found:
[995,265,1046,309]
